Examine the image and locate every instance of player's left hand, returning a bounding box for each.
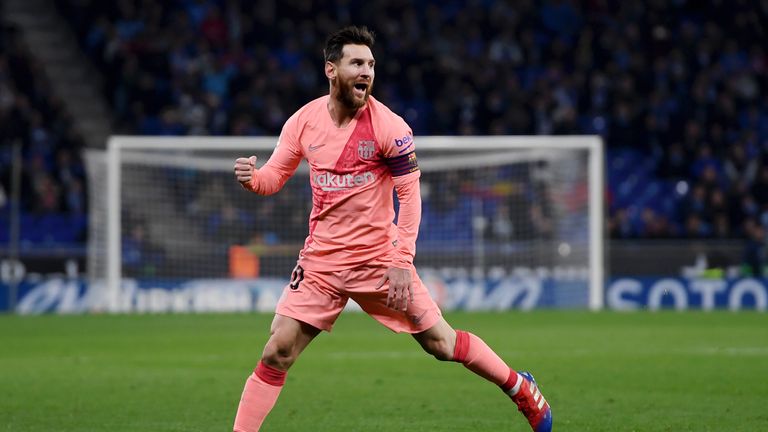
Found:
[377,267,413,311]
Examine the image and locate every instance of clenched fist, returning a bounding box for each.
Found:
[234,156,257,186]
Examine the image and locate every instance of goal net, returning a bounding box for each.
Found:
[85,136,603,312]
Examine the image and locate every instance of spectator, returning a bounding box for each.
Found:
[122,220,165,277]
[206,202,253,245]
[4,0,765,244]
[724,143,758,190]
[742,219,766,277]
[1,23,88,248]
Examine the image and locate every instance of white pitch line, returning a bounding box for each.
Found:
[687,347,768,356]
[325,351,426,359]
[321,346,768,360]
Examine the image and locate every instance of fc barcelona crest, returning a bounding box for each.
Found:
[357,140,376,160]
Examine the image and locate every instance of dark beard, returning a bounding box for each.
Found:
[336,78,370,110]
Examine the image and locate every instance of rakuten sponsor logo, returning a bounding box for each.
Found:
[313,170,375,191]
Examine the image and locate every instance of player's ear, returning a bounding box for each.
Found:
[325,61,336,80]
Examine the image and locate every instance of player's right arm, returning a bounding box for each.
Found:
[234,114,303,195]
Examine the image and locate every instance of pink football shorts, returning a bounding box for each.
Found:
[275,256,442,333]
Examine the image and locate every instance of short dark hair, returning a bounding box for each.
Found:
[324,26,375,63]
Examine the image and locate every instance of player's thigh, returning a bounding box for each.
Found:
[276,264,349,332]
[346,262,442,333]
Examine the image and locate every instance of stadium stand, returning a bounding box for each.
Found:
[2,1,767,254]
[0,23,88,250]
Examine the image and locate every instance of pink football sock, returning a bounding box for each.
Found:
[233,361,287,432]
[453,330,519,391]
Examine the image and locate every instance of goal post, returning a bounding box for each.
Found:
[416,136,604,310]
[87,135,604,312]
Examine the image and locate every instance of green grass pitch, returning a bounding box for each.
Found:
[1,311,766,431]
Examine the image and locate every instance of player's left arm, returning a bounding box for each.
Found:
[376,121,421,311]
[389,157,421,267]
[376,174,420,311]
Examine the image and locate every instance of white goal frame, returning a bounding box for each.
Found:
[104,135,604,310]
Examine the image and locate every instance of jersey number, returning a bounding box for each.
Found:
[289,265,304,290]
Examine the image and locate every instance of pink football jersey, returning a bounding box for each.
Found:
[246,95,421,271]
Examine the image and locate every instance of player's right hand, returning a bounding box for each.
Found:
[234,156,257,185]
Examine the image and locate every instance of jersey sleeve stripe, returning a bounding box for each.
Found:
[386,151,419,177]
[397,143,414,154]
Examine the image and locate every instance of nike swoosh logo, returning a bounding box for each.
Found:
[409,310,427,325]
[308,144,325,152]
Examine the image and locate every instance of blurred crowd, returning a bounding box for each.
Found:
[56,0,767,240]
[0,24,88,246]
[2,0,768,253]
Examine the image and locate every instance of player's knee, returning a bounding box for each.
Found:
[261,340,297,370]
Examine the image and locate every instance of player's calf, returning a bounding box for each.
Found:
[413,320,456,361]
[415,334,454,361]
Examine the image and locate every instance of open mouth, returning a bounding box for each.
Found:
[353,83,368,97]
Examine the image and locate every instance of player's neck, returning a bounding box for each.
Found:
[326,96,360,129]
